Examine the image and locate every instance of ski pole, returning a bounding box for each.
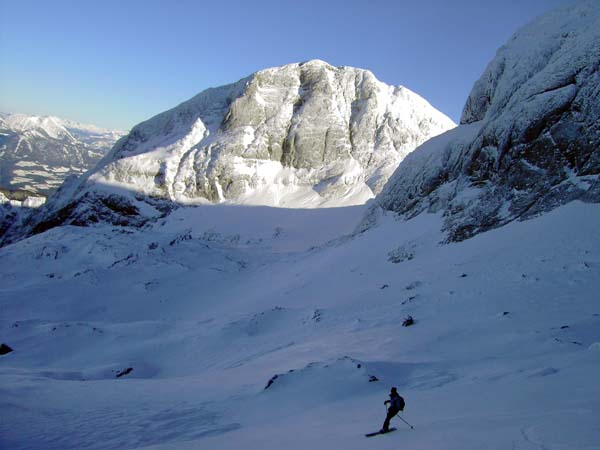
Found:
[395,414,414,429]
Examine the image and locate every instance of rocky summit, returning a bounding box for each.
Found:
[91,60,453,208]
[375,1,600,241]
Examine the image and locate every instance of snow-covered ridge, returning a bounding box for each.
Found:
[2,114,77,141]
[375,0,600,241]
[0,112,125,146]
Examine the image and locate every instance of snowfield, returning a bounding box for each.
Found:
[1,200,599,450]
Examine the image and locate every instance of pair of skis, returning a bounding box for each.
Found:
[365,414,414,438]
[365,427,397,437]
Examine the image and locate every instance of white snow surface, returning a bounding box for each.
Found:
[1,200,599,450]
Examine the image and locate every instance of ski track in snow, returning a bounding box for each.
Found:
[1,201,600,450]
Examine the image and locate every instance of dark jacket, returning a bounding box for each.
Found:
[385,392,404,411]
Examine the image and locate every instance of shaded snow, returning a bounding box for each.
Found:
[1,200,599,450]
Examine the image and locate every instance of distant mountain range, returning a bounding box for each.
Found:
[0,112,126,198]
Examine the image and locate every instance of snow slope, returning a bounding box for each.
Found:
[1,200,599,450]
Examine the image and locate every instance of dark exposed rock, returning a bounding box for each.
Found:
[387,245,415,263]
[169,229,193,246]
[402,315,415,327]
[31,193,145,234]
[0,185,164,247]
[311,309,323,323]
[0,343,13,355]
[264,356,379,390]
[115,367,133,378]
[0,203,20,238]
[264,374,279,389]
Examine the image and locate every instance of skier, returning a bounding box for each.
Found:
[381,387,404,433]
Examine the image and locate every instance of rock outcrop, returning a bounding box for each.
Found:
[375,1,600,241]
[0,343,13,355]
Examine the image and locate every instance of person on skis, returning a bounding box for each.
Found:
[381,387,404,432]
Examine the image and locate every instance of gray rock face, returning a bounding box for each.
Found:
[0,113,126,197]
[84,60,454,208]
[376,1,600,241]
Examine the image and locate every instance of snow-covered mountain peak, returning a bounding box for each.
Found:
[95,60,454,207]
[0,112,128,152]
[1,113,76,141]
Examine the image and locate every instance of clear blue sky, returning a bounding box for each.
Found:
[0,0,574,130]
